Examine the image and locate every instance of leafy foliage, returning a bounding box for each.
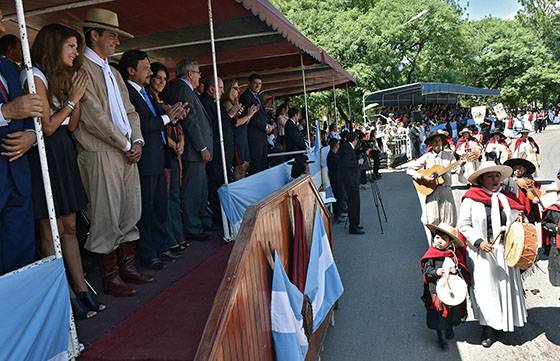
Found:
[270,0,560,122]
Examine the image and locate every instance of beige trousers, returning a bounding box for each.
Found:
[77,150,141,254]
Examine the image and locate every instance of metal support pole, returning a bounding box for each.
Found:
[332,79,338,126]
[300,53,311,148]
[208,0,231,241]
[14,0,80,358]
[346,83,352,122]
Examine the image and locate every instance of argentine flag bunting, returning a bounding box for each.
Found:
[305,208,344,332]
[271,252,308,361]
[0,258,70,361]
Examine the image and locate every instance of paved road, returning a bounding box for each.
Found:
[322,125,560,361]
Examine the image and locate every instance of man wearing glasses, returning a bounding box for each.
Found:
[163,60,213,242]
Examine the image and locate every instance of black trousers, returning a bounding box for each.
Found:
[342,177,360,228]
[248,138,268,175]
[331,177,347,218]
[138,173,169,261]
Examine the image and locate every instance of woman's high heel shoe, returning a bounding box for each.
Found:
[79,290,107,312]
[71,297,97,320]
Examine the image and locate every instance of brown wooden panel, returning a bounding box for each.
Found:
[195,176,334,361]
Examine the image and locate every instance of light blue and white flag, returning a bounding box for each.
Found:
[305,208,344,332]
[271,252,308,361]
[0,258,70,361]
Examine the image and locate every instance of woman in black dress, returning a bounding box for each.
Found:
[222,79,258,180]
[22,24,105,319]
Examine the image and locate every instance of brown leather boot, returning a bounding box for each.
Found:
[99,252,138,297]
[118,242,155,284]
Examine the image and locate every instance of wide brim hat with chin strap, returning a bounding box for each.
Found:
[467,161,512,184]
[426,223,464,247]
[76,8,134,39]
[503,158,536,176]
[424,129,448,145]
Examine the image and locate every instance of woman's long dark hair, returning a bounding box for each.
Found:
[30,24,83,108]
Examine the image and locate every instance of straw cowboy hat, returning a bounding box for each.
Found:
[541,182,560,209]
[459,128,472,135]
[467,161,512,184]
[426,223,464,247]
[424,129,447,145]
[503,158,536,176]
[76,8,134,38]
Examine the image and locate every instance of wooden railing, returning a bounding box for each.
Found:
[194,175,333,361]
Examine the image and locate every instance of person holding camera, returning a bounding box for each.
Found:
[338,132,364,235]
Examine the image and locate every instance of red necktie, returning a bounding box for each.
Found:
[0,80,9,102]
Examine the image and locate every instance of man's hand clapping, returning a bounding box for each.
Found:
[166,102,187,122]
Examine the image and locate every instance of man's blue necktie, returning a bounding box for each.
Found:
[140,87,166,145]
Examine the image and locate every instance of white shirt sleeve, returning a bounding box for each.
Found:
[161,114,171,126]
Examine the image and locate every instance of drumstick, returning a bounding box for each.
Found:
[489,226,507,245]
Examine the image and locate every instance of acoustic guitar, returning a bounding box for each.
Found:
[412,154,469,196]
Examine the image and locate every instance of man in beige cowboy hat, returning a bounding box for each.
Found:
[74,8,153,297]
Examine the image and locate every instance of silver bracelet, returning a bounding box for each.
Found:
[65,100,76,111]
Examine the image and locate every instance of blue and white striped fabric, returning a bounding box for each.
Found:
[305,208,344,332]
[271,252,308,361]
[0,258,70,361]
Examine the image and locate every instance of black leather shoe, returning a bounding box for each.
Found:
[142,258,168,270]
[160,250,184,261]
[179,241,191,248]
[446,328,454,340]
[170,245,186,253]
[71,297,97,320]
[349,228,365,235]
[480,326,494,348]
[356,225,364,230]
[79,290,107,312]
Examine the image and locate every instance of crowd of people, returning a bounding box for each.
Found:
[365,104,557,164]
[404,117,560,350]
[0,8,315,321]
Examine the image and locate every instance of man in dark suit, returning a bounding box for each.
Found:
[239,73,274,175]
[162,59,213,241]
[0,12,44,274]
[284,107,308,179]
[338,132,364,235]
[199,76,234,228]
[327,138,346,222]
[120,50,186,269]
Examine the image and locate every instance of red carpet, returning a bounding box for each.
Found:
[80,244,233,361]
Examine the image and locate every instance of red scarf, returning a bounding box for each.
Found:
[545,204,560,213]
[462,186,525,211]
[514,136,540,152]
[420,246,469,284]
[456,136,475,149]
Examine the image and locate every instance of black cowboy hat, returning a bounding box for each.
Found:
[489,128,505,137]
[504,158,536,176]
[424,130,447,145]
